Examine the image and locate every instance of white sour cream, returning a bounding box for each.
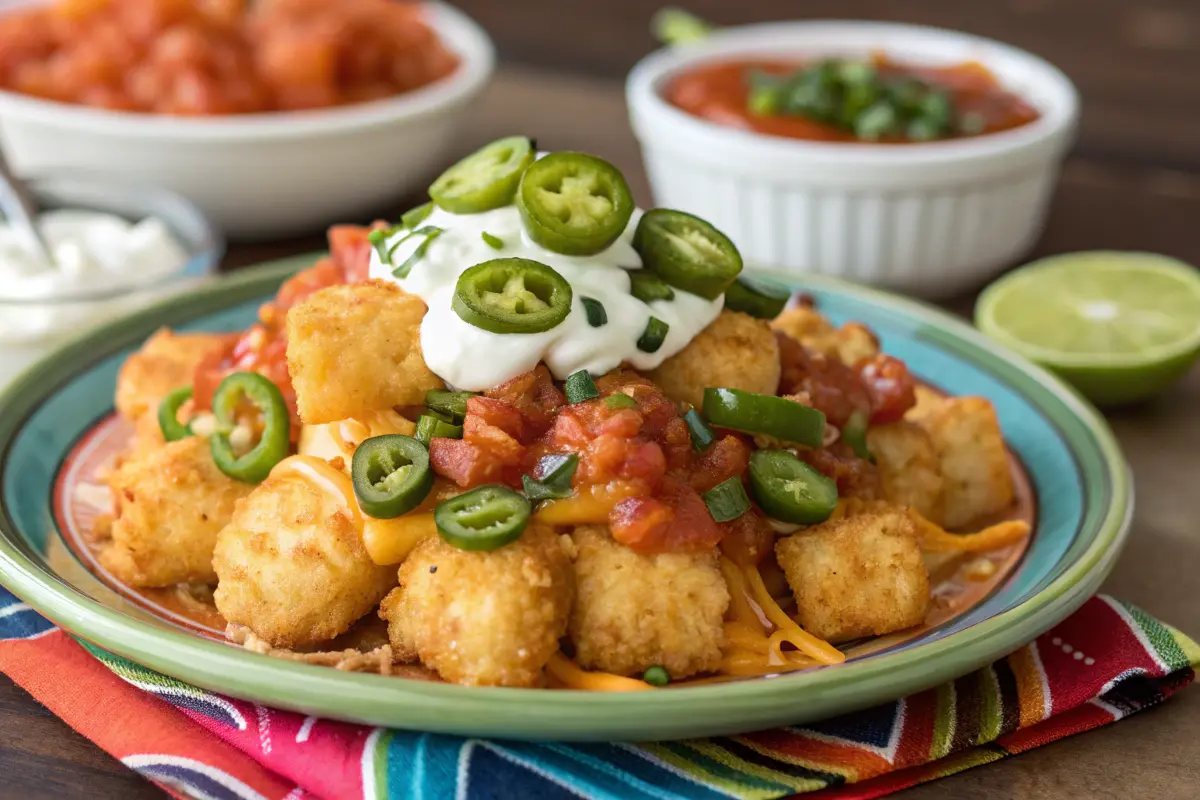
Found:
[0,209,189,301]
[368,204,723,391]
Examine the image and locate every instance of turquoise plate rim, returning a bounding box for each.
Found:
[0,254,1132,742]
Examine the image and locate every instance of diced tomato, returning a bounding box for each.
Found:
[797,441,881,498]
[776,331,872,428]
[275,259,343,311]
[465,396,525,441]
[688,435,750,493]
[595,370,676,437]
[428,437,521,489]
[718,508,774,566]
[485,365,565,437]
[328,223,382,283]
[660,416,692,472]
[610,477,723,554]
[857,354,916,424]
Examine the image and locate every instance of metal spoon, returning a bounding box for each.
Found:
[0,145,53,265]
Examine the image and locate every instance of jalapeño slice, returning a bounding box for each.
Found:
[748,449,838,525]
[702,388,826,447]
[158,386,194,442]
[453,258,573,334]
[724,275,791,319]
[351,434,434,519]
[429,135,536,214]
[516,152,635,255]
[633,209,743,300]
[435,484,531,551]
[209,372,290,483]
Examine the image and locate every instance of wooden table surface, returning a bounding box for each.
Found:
[3,3,1200,797]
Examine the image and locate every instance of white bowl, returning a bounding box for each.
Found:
[627,21,1080,298]
[0,2,494,240]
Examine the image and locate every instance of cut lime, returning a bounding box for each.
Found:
[975,251,1200,406]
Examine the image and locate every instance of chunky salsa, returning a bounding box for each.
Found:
[664,56,1040,143]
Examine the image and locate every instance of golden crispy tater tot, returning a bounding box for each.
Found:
[114,328,228,421]
[771,307,879,366]
[213,468,396,649]
[776,509,930,643]
[867,421,945,524]
[568,526,728,680]
[648,311,780,409]
[380,525,573,687]
[100,437,253,587]
[286,280,443,425]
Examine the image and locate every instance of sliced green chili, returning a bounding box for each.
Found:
[633,209,742,300]
[435,484,531,551]
[724,276,791,319]
[429,136,536,213]
[157,386,194,442]
[209,372,290,483]
[748,449,838,524]
[842,409,874,463]
[702,388,825,447]
[637,317,669,353]
[452,258,573,334]
[351,434,434,519]
[516,152,635,256]
[565,370,600,404]
[521,453,578,502]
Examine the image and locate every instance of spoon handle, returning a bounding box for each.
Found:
[0,147,54,264]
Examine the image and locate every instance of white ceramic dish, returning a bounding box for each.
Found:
[627,21,1080,298]
[0,2,494,240]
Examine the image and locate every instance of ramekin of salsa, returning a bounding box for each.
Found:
[665,56,1041,144]
[627,21,1079,298]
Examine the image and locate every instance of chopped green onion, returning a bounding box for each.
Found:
[521,453,578,502]
[748,85,782,116]
[582,297,607,327]
[391,226,444,278]
[907,117,942,142]
[683,408,715,452]
[565,369,600,404]
[367,227,398,264]
[703,476,751,523]
[425,389,476,423]
[481,231,505,250]
[605,393,638,410]
[958,112,986,135]
[415,414,463,447]
[629,270,675,304]
[637,317,669,353]
[842,409,874,463]
[642,665,670,687]
[400,201,434,229]
[855,102,899,140]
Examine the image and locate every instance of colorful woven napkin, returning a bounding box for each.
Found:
[1,586,1195,800]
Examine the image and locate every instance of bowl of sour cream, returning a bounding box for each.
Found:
[0,175,222,383]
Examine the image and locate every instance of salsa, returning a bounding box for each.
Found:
[664,56,1040,143]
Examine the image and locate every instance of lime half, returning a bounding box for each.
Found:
[975,251,1200,406]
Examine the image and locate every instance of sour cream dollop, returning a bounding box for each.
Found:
[368,204,723,391]
[0,209,189,301]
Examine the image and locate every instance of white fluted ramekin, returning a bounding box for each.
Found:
[627,21,1079,298]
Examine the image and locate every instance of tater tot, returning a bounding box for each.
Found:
[648,310,780,409]
[568,526,728,679]
[213,468,396,648]
[379,525,573,687]
[907,395,1014,529]
[100,437,253,587]
[114,328,228,420]
[867,421,945,523]
[776,509,930,642]
[771,307,879,366]
[285,280,443,425]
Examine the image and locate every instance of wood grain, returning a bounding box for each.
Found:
[3,9,1200,796]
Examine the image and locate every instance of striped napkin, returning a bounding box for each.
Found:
[0,585,1195,800]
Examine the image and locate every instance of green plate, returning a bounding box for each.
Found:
[0,254,1131,741]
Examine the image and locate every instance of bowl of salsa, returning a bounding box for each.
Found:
[627,21,1079,298]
